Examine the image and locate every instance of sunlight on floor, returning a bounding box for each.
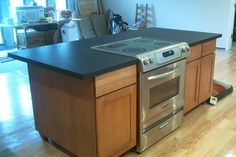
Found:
[0,74,12,122]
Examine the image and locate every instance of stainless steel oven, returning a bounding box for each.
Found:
[137,59,186,152]
[90,37,190,153]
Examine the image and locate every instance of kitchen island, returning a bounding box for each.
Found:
[9,28,221,157]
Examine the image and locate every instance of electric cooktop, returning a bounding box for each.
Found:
[90,37,178,57]
[91,37,190,72]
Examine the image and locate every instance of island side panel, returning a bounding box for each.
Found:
[28,64,97,157]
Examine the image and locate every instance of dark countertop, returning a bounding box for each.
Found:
[9,27,221,79]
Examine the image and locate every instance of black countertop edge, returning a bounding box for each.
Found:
[188,35,222,47]
[9,53,138,79]
[9,27,222,80]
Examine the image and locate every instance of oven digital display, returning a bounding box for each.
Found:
[162,50,175,58]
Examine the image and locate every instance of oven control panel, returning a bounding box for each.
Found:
[137,42,190,72]
[156,47,182,64]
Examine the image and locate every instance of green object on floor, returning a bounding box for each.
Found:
[0,148,17,157]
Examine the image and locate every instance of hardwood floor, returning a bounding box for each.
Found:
[0,49,236,157]
[0,66,68,156]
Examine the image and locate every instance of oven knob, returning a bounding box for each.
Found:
[149,58,154,64]
[185,47,190,52]
[143,59,149,65]
[181,47,185,53]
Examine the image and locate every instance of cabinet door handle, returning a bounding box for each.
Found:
[148,67,180,80]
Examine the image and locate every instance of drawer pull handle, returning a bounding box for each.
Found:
[159,121,170,129]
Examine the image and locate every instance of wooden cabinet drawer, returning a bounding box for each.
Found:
[202,40,216,56]
[187,44,202,63]
[95,65,137,97]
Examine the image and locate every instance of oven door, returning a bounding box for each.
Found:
[140,59,186,129]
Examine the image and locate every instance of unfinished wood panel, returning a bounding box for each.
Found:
[187,44,202,63]
[202,40,216,56]
[198,53,215,103]
[95,65,137,97]
[96,84,137,157]
[184,59,201,113]
[28,64,97,157]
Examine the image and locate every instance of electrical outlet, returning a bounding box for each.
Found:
[209,96,218,105]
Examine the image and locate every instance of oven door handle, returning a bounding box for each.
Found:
[148,66,180,80]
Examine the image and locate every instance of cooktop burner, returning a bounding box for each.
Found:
[122,47,147,53]
[106,43,128,48]
[133,38,154,43]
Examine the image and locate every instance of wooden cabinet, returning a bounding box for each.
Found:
[16,29,55,49]
[184,59,201,112]
[184,40,216,113]
[28,64,137,157]
[95,65,137,157]
[96,85,136,157]
[199,53,215,103]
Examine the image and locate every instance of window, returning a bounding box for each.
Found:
[9,0,24,8]
[0,28,3,44]
[9,0,24,23]
[34,0,47,7]
[55,0,67,10]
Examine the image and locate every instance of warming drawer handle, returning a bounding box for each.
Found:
[159,121,170,129]
[148,66,180,80]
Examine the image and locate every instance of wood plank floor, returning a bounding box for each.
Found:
[0,49,236,157]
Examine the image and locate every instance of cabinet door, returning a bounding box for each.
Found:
[199,53,215,103]
[184,59,201,113]
[96,84,136,157]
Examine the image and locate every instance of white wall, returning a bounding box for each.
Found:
[102,0,235,50]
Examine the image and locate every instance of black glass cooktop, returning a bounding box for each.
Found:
[90,37,178,56]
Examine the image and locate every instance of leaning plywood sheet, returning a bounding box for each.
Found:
[90,14,108,37]
[78,16,96,39]
[77,0,96,16]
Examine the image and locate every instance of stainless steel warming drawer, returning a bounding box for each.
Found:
[140,109,183,152]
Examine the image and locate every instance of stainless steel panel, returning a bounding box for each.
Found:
[142,98,183,129]
[137,59,186,153]
[137,110,183,153]
[139,59,186,124]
